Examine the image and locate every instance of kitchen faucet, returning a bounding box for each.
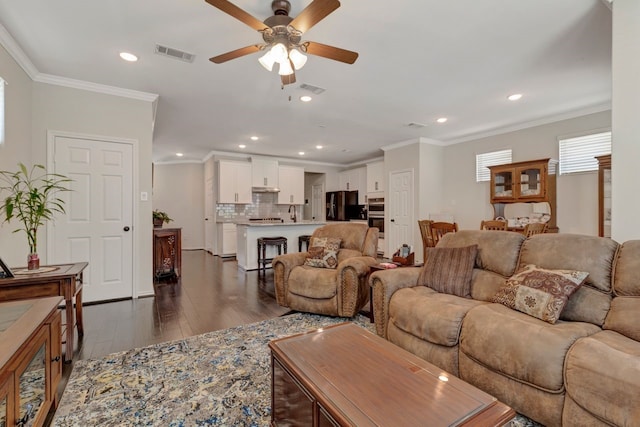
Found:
[288,205,297,223]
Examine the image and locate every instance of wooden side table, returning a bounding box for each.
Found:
[153,227,182,280]
[0,262,87,363]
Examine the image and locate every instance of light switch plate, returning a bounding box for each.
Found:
[141,191,148,201]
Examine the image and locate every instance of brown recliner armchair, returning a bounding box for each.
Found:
[273,223,379,317]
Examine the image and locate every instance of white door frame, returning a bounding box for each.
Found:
[46,130,139,298]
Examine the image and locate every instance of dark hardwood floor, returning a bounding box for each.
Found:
[55,250,290,412]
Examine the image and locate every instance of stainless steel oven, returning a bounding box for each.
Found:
[367,197,384,239]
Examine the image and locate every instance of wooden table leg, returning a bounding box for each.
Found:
[75,287,84,337]
[64,294,74,363]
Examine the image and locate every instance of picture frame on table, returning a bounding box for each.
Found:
[0,257,14,278]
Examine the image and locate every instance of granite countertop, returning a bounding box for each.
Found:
[235,220,326,226]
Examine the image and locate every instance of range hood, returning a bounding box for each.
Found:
[251,186,281,193]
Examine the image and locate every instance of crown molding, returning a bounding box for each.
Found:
[0,23,39,79]
[34,73,158,102]
[381,137,445,152]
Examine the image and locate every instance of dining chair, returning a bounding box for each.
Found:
[480,219,508,231]
[418,220,435,258]
[429,221,459,247]
[524,222,547,237]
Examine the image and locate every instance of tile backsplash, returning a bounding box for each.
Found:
[216,193,302,222]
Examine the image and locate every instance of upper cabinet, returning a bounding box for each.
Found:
[217,160,252,204]
[596,155,611,238]
[367,161,384,193]
[489,158,556,204]
[251,157,279,188]
[277,166,305,205]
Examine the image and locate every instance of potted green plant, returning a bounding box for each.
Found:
[153,209,173,228]
[0,163,71,270]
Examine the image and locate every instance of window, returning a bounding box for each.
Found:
[0,77,4,146]
[476,149,512,182]
[559,131,611,175]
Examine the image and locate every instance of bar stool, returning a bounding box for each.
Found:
[257,236,288,275]
[298,235,312,252]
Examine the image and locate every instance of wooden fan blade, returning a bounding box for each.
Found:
[205,0,267,31]
[304,41,358,64]
[281,72,296,86]
[290,0,340,33]
[209,45,262,63]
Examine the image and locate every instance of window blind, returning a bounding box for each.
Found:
[559,131,611,175]
[476,149,512,182]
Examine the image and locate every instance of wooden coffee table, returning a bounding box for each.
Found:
[269,322,514,426]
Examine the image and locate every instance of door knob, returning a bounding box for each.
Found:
[390,219,395,222]
[124,226,130,231]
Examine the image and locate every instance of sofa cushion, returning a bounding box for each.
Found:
[613,240,640,296]
[492,264,587,324]
[288,265,337,299]
[418,245,478,297]
[565,330,640,426]
[604,297,640,341]
[460,303,600,392]
[304,237,341,269]
[389,286,487,347]
[438,230,525,277]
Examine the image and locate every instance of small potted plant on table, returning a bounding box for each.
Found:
[153,209,173,228]
[0,163,71,269]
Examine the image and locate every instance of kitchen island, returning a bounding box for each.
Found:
[236,221,326,270]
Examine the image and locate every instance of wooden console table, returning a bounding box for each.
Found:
[0,297,63,427]
[0,262,87,363]
[153,227,182,280]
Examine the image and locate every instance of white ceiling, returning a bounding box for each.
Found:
[0,1,612,165]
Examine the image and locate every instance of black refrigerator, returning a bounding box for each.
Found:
[326,191,358,221]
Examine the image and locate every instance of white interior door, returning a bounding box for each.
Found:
[389,169,414,256]
[51,135,134,302]
[312,184,324,220]
[205,176,215,253]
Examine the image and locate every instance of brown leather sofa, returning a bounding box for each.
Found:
[372,230,638,426]
[273,223,378,317]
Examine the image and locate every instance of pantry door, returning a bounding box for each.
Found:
[388,169,414,256]
[50,134,134,302]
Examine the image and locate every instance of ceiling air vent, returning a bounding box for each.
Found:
[299,83,326,95]
[406,122,428,129]
[155,44,195,63]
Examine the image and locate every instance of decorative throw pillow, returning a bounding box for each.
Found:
[492,264,589,324]
[418,245,478,298]
[304,237,341,269]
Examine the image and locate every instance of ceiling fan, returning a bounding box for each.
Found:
[205,0,359,85]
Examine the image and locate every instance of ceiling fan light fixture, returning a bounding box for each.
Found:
[270,43,289,64]
[278,60,294,76]
[289,49,307,70]
[258,50,276,71]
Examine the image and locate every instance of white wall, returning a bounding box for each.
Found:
[611,0,640,242]
[443,111,611,234]
[153,162,205,249]
[0,45,34,266]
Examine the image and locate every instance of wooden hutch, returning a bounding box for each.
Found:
[596,154,611,238]
[488,158,558,232]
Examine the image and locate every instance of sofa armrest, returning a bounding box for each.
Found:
[371,267,422,338]
[272,252,309,306]
[336,256,379,317]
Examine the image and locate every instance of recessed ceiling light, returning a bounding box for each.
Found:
[239,144,246,149]
[298,151,305,156]
[119,52,138,62]
[436,117,448,124]
[300,95,312,102]
[176,152,183,157]
[508,93,523,101]
[250,136,259,141]
[316,145,323,150]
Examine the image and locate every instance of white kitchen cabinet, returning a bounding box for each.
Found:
[251,157,279,188]
[217,160,252,204]
[367,161,384,193]
[325,172,340,192]
[338,167,367,203]
[277,166,305,204]
[217,222,237,257]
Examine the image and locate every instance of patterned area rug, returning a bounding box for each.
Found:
[53,313,542,426]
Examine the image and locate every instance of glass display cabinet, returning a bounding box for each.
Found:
[596,155,612,238]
